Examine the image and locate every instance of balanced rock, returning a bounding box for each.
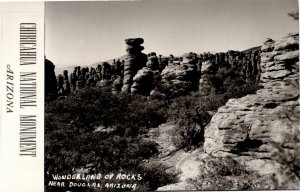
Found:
[125,38,144,45]
[122,38,147,93]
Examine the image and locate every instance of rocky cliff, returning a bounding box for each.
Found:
[204,33,299,184]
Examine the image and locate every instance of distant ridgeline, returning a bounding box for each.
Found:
[45,38,261,101]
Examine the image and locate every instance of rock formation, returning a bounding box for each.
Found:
[57,74,64,95]
[69,72,76,93]
[131,52,161,95]
[95,62,112,87]
[63,70,71,94]
[46,38,261,99]
[160,52,199,96]
[203,33,299,183]
[112,76,123,94]
[199,50,261,96]
[85,67,97,87]
[45,58,57,99]
[121,38,147,93]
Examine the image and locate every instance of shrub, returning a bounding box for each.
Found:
[187,155,273,190]
[168,95,204,148]
[45,87,175,191]
[136,164,179,191]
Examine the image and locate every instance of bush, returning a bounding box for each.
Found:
[168,95,205,148]
[45,87,175,191]
[187,155,273,190]
[136,164,179,191]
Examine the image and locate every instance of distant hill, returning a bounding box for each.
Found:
[55,65,89,76]
[242,46,261,53]
[55,55,127,75]
[91,54,127,67]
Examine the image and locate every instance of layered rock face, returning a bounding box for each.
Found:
[204,33,299,178]
[121,38,147,93]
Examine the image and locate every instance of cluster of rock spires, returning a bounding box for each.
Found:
[45,38,261,100]
[199,50,260,95]
[45,58,125,99]
[204,32,299,184]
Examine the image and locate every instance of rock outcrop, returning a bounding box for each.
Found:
[121,38,147,93]
[204,33,299,183]
[112,76,123,94]
[131,52,161,95]
[160,52,199,96]
[96,62,112,87]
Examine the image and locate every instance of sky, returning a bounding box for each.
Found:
[45,0,299,68]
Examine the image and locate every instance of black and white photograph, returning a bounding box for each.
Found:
[44,0,299,191]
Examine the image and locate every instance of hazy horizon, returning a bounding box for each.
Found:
[45,0,299,70]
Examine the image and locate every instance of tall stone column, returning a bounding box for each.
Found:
[63,70,71,94]
[121,38,147,93]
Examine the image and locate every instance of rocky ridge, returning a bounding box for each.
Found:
[203,32,299,183]
[157,33,299,191]
[45,38,261,100]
